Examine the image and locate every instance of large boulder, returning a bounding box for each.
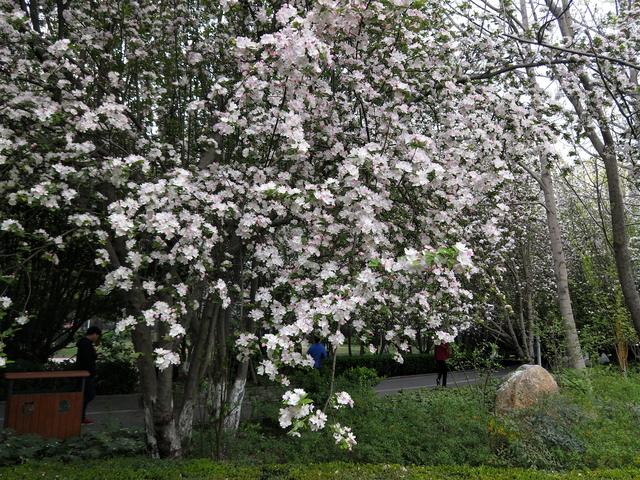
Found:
[495,364,559,413]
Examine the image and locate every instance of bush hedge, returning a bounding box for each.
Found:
[1,460,638,480]
[334,353,437,376]
[0,427,145,466]
[334,353,521,377]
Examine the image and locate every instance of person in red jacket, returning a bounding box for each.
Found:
[434,342,451,387]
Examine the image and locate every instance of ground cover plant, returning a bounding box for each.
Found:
[191,367,640,470]
[0,427,145,466]
[1,367,638,477]
[1,460,640,480]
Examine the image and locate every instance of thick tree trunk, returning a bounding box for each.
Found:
[154,368,181,458]
[223,362,249,431]
[125,282,184,458]
[104,236,180,458]
[540,155,585,369]
[132,321,182,458]
[177,398,195,449]
[178,303,220,445]
[131,325,161,457]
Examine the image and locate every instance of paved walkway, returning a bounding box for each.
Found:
[83,394,144,429]
[0,368,514,430]
[374,368,513,395]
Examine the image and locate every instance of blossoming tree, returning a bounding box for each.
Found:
[0,0,561,457]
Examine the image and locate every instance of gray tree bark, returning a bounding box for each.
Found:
[540,155,586,368]
[522,238,536,361]
[502,0,585,368]
[222,362,249,431]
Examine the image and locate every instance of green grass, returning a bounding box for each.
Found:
[52,346,76,358]
[335,343,369,356]
[1,459,638,480]
[210,367,640,470]
[559,368,640,468]
[2,367,639,474]
[217,378,496,466]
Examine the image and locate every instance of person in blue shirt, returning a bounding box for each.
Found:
[307,336,328,369]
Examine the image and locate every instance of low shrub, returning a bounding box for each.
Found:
[556,367,640,469]
[0,427,145,466]
[334,353,518,378]
[491,396,586,469]
[334,353,437,377]
[339,367,380,387]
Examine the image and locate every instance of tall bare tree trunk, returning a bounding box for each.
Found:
[517,294,532,361]
[601,150,640,338]
[521,234,536,360]
[505,307,526,360]
[510,0,584,367]
[544,0,640,340]
[540,155,585,369]
[510,256,533,362]
[503,0,585,368]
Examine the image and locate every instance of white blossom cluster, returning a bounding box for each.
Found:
[278,389,355,445]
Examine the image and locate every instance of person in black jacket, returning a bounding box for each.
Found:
[76,326,101,424]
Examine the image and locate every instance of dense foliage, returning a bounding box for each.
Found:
[0,428,144,466]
